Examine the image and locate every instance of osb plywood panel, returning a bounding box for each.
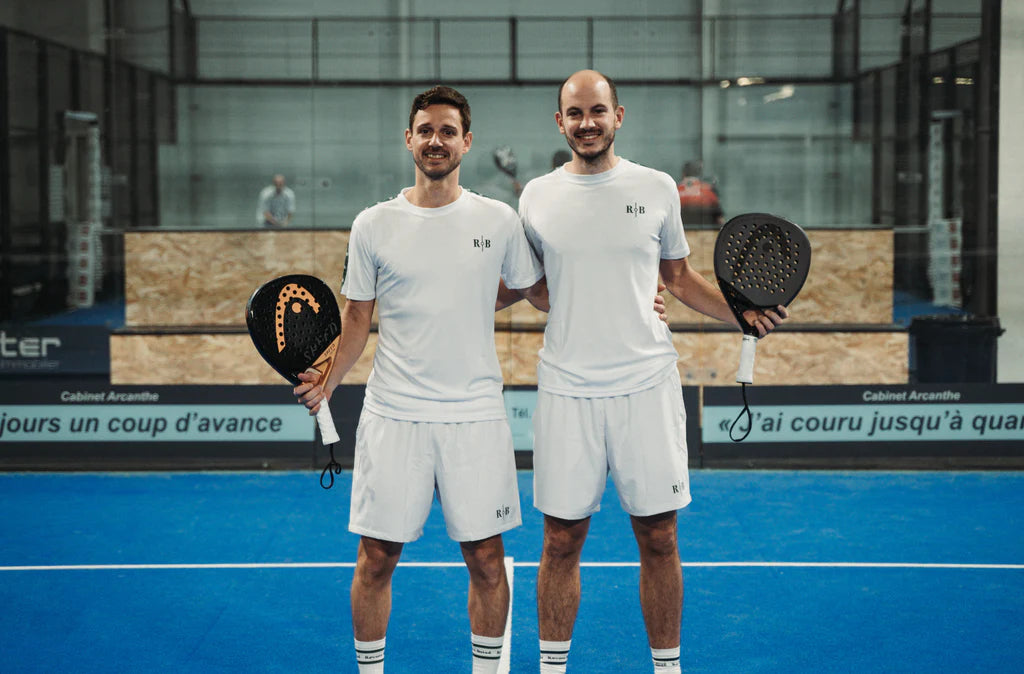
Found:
[499,331,545,385]
[110,333,378,385]
[672,331,908,385]
[113,330,906,386]
[660,229,893,325]
[126,229,891,329]
[499,331,907,387]
[111,333,538,386]
[125,231,349,327]
[495,301,548,327]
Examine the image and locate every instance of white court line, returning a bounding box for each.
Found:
[686,562,1024,569]
[498,556,513,674]
[516,561,1024,570]
[1,561,1022,572]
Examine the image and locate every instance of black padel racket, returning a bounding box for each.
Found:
[714,213,811,437]
[246,274,342,483]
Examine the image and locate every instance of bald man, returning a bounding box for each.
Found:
[258,174,296,226]
[517,70,787,673]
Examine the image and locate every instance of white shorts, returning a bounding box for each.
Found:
[349,410,522,543]
[533,370,691,519]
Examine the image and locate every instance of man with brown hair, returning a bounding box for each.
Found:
[294,85,546,673]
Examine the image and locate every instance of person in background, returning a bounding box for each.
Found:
[496,148,576,201]
[677,159,724,226]
[257,174,296,227]
[549,149,572,171]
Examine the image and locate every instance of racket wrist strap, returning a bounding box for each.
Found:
[736,334,757,384]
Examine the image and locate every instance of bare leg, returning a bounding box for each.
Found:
[536,515,591,640]
[459,534,510,636]
[351,536,403,640]
[631,511,683,649]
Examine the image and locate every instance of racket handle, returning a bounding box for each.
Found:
[736,334,757,385]
[315,402,340,445]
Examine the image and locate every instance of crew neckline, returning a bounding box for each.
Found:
[398,186,467,215]
[558,159,631,185]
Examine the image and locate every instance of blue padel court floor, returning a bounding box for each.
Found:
[2,470,1022,673]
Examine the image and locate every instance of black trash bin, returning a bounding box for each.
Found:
[908,314,1004,383]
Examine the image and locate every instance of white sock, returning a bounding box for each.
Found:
[540,639,571,673]
[355,637,385,673]
[471,633,504,674]
[652,646,681,673]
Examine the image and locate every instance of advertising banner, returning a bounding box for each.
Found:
[0,379,317,469]
[0,326,110,375]
[702,384,1024,467]
[6,381,1020,470]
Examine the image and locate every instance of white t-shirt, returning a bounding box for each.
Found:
[341,187,543,422]
[519,159,689,397]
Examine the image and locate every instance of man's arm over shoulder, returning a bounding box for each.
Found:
[496,277,549,313]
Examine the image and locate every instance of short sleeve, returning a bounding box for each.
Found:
[501,212,544,290]
[517,187,544,263]
[659,176,690,259]
[339,216,377,300]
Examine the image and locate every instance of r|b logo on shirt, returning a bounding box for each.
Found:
[473,237,491,250]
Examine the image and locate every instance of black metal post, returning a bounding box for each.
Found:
[0,29,11,320]
[973,0,1000,316]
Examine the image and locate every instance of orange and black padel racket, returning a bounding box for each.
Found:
[246,274,342,484]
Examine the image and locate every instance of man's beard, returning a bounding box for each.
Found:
[565,128,614,163]
[414,150,461,180]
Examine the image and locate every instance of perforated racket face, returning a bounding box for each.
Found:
[246,274,341,385]
[714,213,811,310]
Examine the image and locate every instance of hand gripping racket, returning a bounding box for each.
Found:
[714,213,811,439]
[246,274,343,486]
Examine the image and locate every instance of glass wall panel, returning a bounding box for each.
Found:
[0,1,999,360]
[707,83,868,227]
[77,53,105,119]
[517,19,590,80]
[860,14,903,69]
[439,20,511,79]
[8,33,41,248]
[711,16,833,78]
[593,19,701,80]
[932,15,982,51]
[318,19,437,80]
[197,18,313,79]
